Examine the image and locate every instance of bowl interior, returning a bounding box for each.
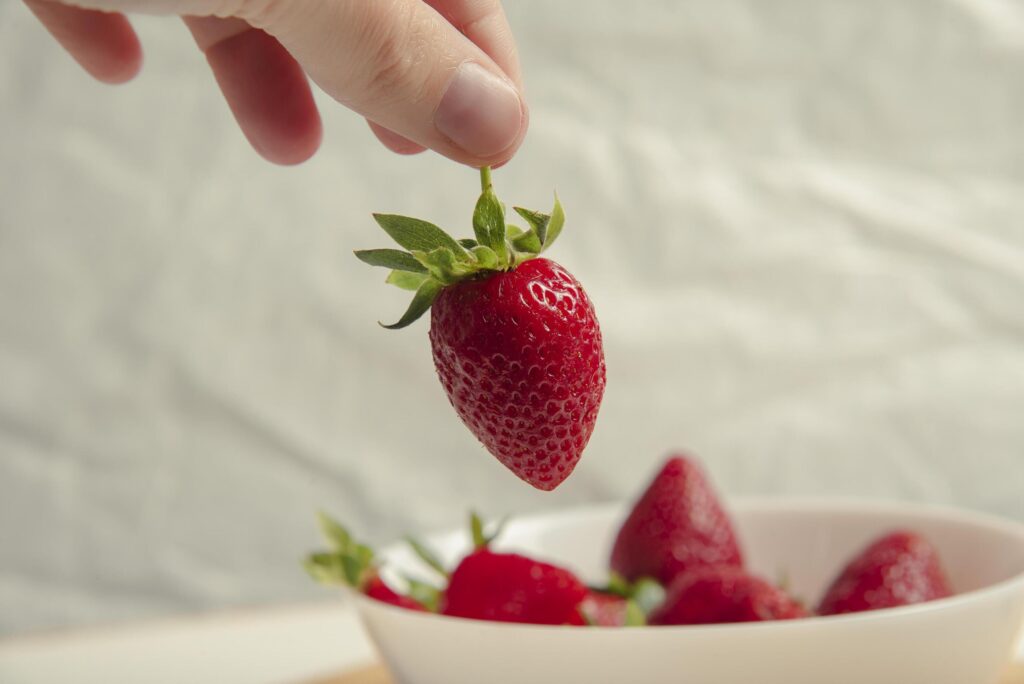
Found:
[381,498,1024,607]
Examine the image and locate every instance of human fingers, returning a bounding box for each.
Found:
[185,15,322,165]
[241,0,527,168]
[24,0,142,84]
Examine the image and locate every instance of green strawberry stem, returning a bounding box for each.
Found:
[354,167,566,328]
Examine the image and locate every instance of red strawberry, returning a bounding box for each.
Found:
[363,575,427,612]
[305,512,427,612]
[441,548,588,625]
[355,167,605,491]
[610,455,743,585]
[430,257,604,490]
[817,530,953,616]
[649,566,808,625]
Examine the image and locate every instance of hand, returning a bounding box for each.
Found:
[24,0,527,167]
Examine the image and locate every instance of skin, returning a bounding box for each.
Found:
[22,0,527,167]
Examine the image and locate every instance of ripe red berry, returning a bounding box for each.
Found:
[430,258,604,490]
[356,167,605,491]
[441,548,588,625]
[610,455,743,585]
[363,575,427,611]
[649,566,807,625]
[817,530,953,616]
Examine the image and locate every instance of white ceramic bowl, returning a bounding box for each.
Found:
[350,499,1024,684]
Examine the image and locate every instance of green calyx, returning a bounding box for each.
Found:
[602,572,666,624]
[354,167,565,329]
[470,510,508,550]
[304,511,376,589]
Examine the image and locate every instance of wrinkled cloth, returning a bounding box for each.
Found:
[1,0,1023,635]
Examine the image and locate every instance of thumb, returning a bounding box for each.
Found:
[240,0,527,167]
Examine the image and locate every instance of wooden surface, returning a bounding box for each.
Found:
[310,662,1024,684]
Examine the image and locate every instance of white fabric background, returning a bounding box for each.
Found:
[2,0,1023,636]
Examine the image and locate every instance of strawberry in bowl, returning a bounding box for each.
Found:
[300,454,1024,684]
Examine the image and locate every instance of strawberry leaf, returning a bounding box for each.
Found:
[405,536,449,579]
[513,207,549,242]
[624,600,646,626]
[510,229,542,254]
[404,577,441,612]
[306,513,378,590]
[469,511,508,549]
[473,186,509,266]
[316,511,353,551]
[359,167,569,330]
[470,512,487,549]
[545,194,565,248]
[471,245,499,270]
[373,214,467,258]
[411,247,476,284]
[385,270,428,291]
[606,572,631,598]
[341,554,364,586]
[304,552,348,585]
[380,278,442,329]
[353,249,427,273]
[632,578,666,616]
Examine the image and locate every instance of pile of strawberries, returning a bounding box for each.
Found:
[307,455,954,626]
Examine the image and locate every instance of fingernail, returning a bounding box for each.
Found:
[435,62,523,159]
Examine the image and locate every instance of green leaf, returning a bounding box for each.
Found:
[458,238,478,249]
[624,600,646,626]
[341,555,364,586]
[472,189,508,266]
[380,278,442,329]
[470,512,487,549]
[304,552,347,585]
[513,206,549,242]
[353,249,427,273]
[373,214,467,258]
[510,229,542,254]
[404,577,441,612]
[411,247,476,284]
[316,511,352,551]
[385,270,429,291]
[632,577,666,616]
[405,537,449,579]
[505,225,526,239]
[471,245,499,270]
[545,193,565,248]
[605,572,631,598]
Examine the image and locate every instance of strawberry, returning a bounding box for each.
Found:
[304,512,426,612]
[355,167,605,491]
[609,455,743,585]
[440,513,588,625]
[363,575,429,612]
[441,549,588,624]
[817,530,953,616]
[649,566,808,625]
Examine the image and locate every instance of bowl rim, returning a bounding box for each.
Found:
[359,496,1024,633]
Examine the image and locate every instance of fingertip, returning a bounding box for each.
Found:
[367,120,427,156]
[201,27,323,166]
[262,112,323,165]
[92,31,143,84]
[433,62,527,168]
[27,2,143,85]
